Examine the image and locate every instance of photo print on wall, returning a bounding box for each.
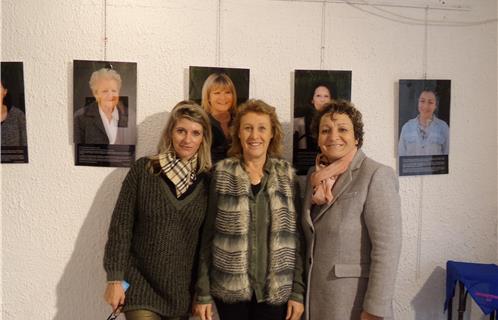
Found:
[1,61,28,164]
[398,79,451,176]
[293,69,352,175]
[73,60,137,167]
[189,66,250,164]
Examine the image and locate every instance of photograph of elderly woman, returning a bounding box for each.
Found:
[73,60,137,167]
[398,79,450,176]
[189,66,249,164]
[1,61,28,164]
[293,69,352,175]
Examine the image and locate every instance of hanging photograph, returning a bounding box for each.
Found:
[73,60,137,167]
[189,66,250,164]
[293,69,352,175]
[1,61,28,164]
[398,79,451,176]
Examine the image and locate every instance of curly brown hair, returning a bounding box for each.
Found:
[228,99,284,159]
[311,99,364,148]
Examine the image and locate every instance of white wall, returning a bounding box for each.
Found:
[2,1,497,319]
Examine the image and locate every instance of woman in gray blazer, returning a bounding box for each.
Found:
[302,100,401,320]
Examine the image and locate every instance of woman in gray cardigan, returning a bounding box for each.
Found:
[302,100,401,320]
[103,101,212,320]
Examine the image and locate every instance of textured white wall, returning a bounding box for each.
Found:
[1,1,497,319]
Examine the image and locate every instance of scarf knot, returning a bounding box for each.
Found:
[310,147,357,205]
[159,152,198,198]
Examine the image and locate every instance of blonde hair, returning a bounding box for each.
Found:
[200,73,237,114]
[228,99,283,159]
[89,68,122,96]
[149,101,212,173]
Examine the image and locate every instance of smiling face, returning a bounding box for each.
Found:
[171,117,204,161]
[417,91,437,120]
[318,112,358,162]
[239,112,273,162]
[94,78,120,110]
[209,85,234,115]
[312,86,332,112]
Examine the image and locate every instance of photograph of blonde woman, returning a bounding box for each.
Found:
[189,66,249,164]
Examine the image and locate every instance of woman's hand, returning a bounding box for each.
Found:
[286,300,304,320]
[360,310,383,320]
[194,303,213,320]
[104,282,125,311]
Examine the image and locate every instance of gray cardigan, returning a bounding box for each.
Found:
[302,150,401,320]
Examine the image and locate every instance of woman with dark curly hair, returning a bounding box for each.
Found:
[303,100,401,320]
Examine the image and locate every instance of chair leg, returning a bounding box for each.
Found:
[457,282,467,320]
[447,296,453,320]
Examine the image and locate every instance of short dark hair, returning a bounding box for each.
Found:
[311,99,364,148]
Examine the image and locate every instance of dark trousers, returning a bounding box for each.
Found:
[215,295,287,320]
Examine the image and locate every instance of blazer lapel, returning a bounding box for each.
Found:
[303,171,315,230]
[87,103,107,136]
[312,149,366,223]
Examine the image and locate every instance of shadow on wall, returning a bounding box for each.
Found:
[54,111,169,319]
[411,266,459,320]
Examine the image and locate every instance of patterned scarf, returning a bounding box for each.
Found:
[310,147,357,205]
[159,152,198,198]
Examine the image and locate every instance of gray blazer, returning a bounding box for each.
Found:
[74,102,134,145]
[302,150,401,320]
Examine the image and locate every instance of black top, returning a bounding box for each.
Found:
[161,172,207,200]
[209,114,231,164]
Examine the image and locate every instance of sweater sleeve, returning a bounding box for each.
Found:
[290,177,306,303]
[362,165,402,317]
[195,172,218,303]
[103,159,141,281]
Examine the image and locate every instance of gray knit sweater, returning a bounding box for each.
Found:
[103,157,209,317]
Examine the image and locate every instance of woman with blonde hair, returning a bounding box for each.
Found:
[201,73,238,163]
[103,101,212,320]
[195,99,305,320]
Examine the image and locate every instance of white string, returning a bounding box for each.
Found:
[320,1,326,69]
[271,0,496,26]
[216,0,222,66]
[423,6,428,80]
[343,0,495,26]
[415,6,429,281]
[103,0,108,61]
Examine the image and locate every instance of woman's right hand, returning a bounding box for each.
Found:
[194,303,213,320]
[104,282,125,311]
